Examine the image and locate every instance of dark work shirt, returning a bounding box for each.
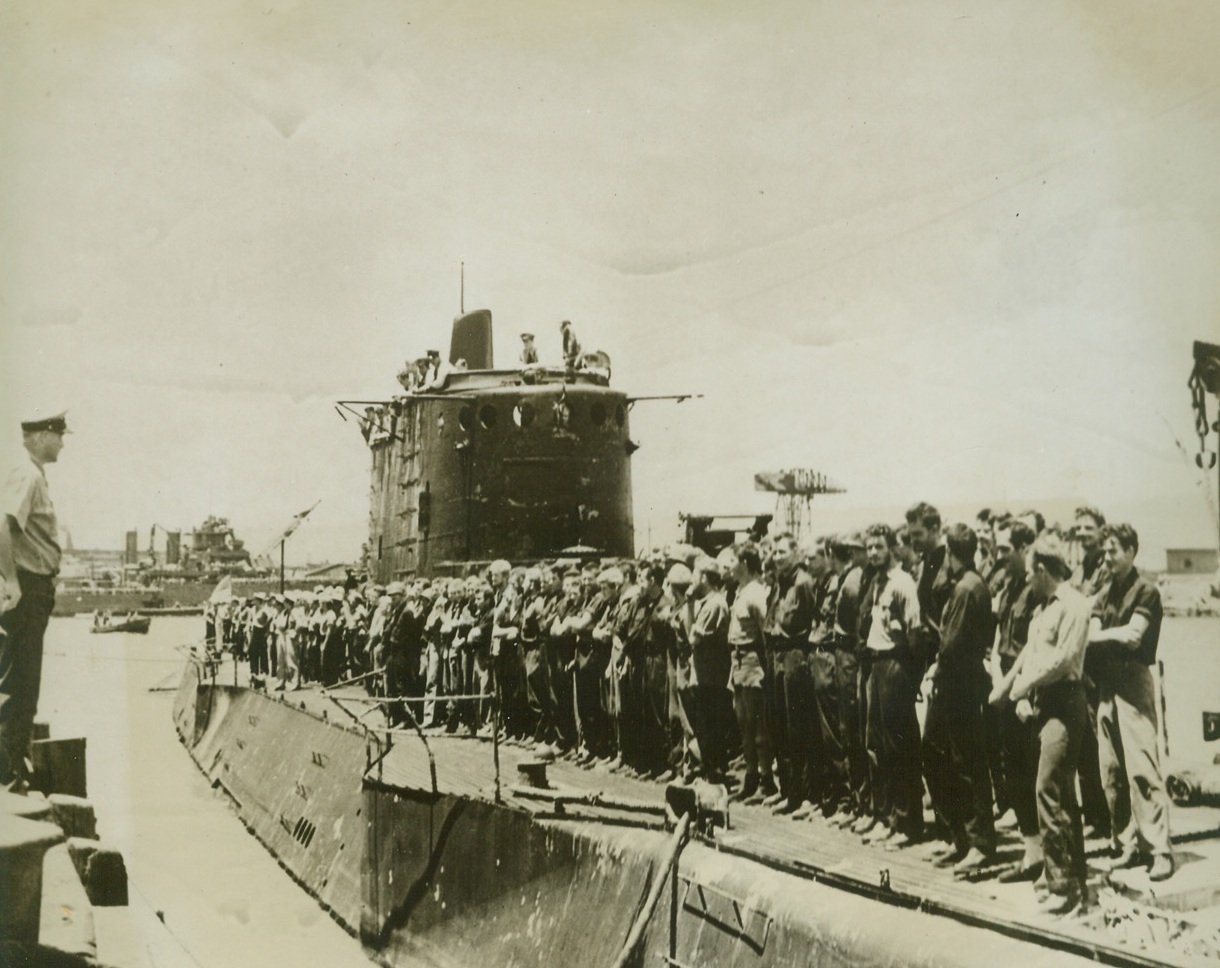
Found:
[936,568,994,681]
[983,559,1008,597]
[809,571,838,647]
[1091,567,1163,666]
[1072,547,1109,599]
[995,561,1042,664]
[833,565,863,646]
[615,584,664,660]
[766,565,818,643]
[855,565,881,651]
[917,544,952,637]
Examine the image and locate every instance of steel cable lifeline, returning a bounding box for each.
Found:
[323,685,440,799]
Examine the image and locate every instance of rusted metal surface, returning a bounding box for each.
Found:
[368,377,634,580]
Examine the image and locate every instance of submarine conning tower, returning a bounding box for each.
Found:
[353,310,635,581]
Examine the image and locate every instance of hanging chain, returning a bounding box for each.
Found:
[1189,365,1218,469]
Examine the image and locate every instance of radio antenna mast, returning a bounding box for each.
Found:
[460,261,465,314]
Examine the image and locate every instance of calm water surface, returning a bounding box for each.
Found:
[39,616,381,968]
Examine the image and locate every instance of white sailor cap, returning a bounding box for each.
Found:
[21,407,71,434]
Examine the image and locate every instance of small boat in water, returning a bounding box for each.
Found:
[90,616,151,635]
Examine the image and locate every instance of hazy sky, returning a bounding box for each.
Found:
[3,1,1218,565]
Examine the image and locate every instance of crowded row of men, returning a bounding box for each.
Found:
[204,501,1173,914]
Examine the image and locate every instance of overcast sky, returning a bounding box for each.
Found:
[3,0,1218,566]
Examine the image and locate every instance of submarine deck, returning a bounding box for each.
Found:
[239,670,1220,968]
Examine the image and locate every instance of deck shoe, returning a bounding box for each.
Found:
[994,808,1018,831]
[932,846,967,868]
[851,815,877,836]
[1035,889,1083,917]
[862,824,893,845]
[884,832,921,852]
[790,801,816,821]
[1148,854,1175,882]
[997,861,1044,884]
[761,790,785,808]
[734,778,759,802]
[1104,847,1142,872]
[773,798,800,816]
[952,847,993,875]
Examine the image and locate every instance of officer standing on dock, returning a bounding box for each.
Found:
[0,408,68,793]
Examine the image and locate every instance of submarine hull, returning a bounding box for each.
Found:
[173,661,1103,968]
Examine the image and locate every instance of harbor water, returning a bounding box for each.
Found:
[33,611,1220,967]
[37,615,382,968]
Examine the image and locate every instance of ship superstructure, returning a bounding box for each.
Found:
[346,310,634,581]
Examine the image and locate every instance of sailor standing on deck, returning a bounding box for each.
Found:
[764,534,819,816]
[996,535,1092,915]
[0,408,68,793]
[922,524,997,872]
[728,545,776,804]
[858,523,924,848]
[1088,523,1174,882]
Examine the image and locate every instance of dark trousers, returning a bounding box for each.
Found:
[984,700,1007,813]
[544,638,577,749]
[692,648,731,778]
[575,642,611,756]
[249,626,269,677]
[764,647,788,793]
[855,652,874,816]
[386,648,423,726]
[831,646,867,815]
[523,643,554,742]
[734,684,773,788]
[0,571,55,788]
[999,655,1040,837]
[643,652,670,773]
[812,647,846,813]
[444,643,473,731]
[781,645,820,806]
[1035,680,1088,896]
[618,653,668,774]
[923,675,996,853]
[866,651,924,838]
[1079,677,1111,835]
[496,643,529,739]
[321,632,346,686]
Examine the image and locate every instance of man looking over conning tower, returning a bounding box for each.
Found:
[520,332,538,366]
[560,319,582,371]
